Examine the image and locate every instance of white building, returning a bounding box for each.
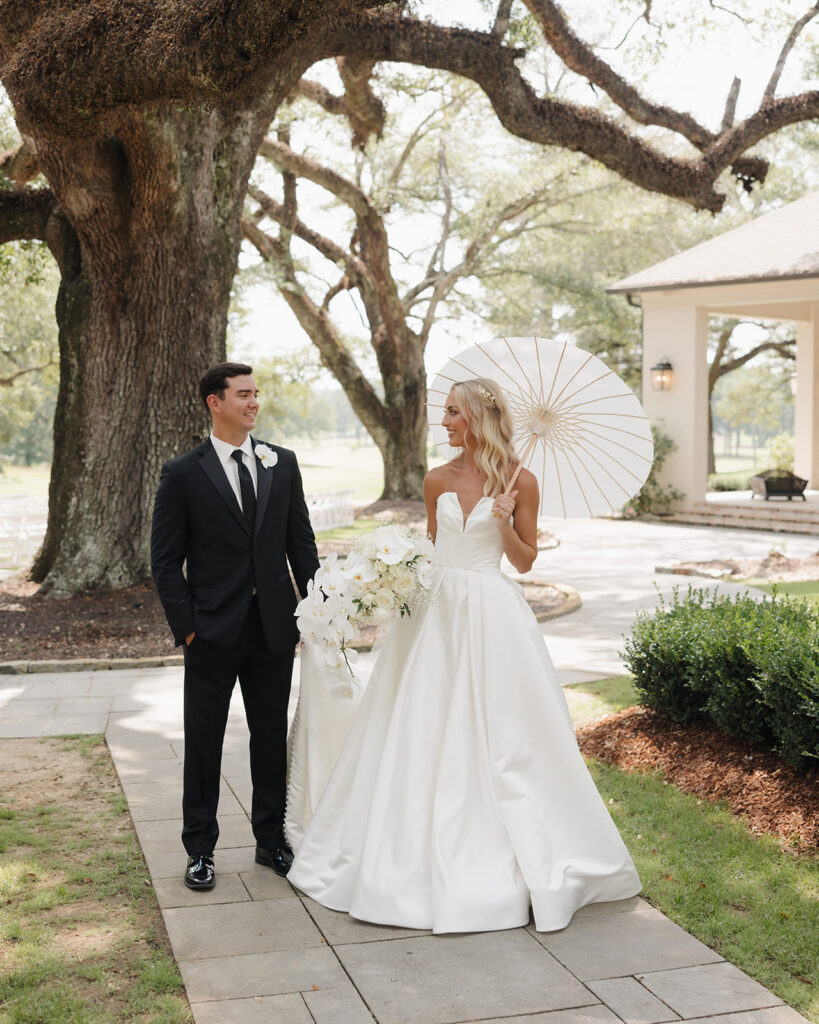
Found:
[608,190,819,507]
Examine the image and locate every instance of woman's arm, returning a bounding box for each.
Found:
[492,468,538,573]
[423,470,445,543]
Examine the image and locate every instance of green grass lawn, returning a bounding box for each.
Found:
[295,438,384,501]
[0,462,51,498]
[567,675,819,1020]
[315,518,380,543]
[742,580,819,607]
[0,736,191,1024]
[563,674,638,725]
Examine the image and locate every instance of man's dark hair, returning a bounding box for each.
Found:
[199,362,254,411]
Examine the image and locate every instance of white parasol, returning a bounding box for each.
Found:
[427,337,654,519]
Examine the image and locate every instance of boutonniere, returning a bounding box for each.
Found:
[254,444,278,469]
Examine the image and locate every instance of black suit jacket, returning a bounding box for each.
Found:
[150,437,320,652]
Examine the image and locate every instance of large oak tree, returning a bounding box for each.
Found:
[0,0,817,591]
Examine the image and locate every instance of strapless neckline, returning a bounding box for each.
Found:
[438,491,492,531]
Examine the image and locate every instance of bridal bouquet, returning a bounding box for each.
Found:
[296,525,435,697]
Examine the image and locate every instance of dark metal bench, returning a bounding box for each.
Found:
[749,469,808,501]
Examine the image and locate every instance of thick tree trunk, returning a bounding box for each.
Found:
[376,358,427,501]
[30,108,261,591]
[379,420,427,500]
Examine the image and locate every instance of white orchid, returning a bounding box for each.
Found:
[368,525,415,565]
[254,444,278,469]
[296,523,437,698]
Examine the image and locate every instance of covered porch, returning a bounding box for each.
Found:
[609,190,819,529]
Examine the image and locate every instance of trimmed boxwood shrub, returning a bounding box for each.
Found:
[707,471,750,492]
[623,587,819,771]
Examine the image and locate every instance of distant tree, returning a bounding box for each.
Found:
[0,253,58,463]
[714,360,794,462]
[251,350,336,440]
[708,318,795,472]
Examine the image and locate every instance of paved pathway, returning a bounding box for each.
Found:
[2,518,815,1024]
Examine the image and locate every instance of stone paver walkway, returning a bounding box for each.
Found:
[2,517,816,1024]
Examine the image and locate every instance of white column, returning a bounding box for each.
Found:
[641,296,709,507]
[794,303,819,487]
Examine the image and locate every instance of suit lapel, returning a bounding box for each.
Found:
[198,440,251,535]
[252,438,273,539]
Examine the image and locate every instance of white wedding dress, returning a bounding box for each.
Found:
[286,491,640,933]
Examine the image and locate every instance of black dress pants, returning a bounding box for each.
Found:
[181,597,294,855]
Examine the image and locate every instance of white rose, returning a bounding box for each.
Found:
[392,568,416,597]
[374,588,395,609]
[370,606,392,626]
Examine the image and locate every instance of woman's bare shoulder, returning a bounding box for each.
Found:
[423,464,453,499]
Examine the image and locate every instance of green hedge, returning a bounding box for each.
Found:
[707,471,750,491]
[623,587,819,771]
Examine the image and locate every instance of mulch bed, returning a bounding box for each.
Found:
[0,576,176,662]
[0,573,572,662]
[666,549,819,581]
[577,707,819,853]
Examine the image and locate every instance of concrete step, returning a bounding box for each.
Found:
[692,500,819,522]
[666,508,819,535]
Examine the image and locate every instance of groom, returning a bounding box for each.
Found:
[151,362,319,890]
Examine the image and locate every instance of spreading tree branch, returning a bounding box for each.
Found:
[719,339,796,377]
[336,56,386,145]
[294,78,349,118]
[5,3,819,214]
[294,57,386,146]
[720,76,741,132]
[257,135,411,373]
[326,14,789,211]
[241,214,388,441]
[492,0,514,39]
[0,357,55,386]
[763,2,819,102]
[247,183,369,287]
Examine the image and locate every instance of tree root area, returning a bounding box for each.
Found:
[577,707,818,854]
[0,575,176,661]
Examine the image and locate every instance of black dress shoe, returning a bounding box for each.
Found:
[255,843,294,877]
[184,852,215,890]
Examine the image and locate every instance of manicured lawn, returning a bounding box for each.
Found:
[286,437,389,501]
[568,675,819,1020]
[593,762,818,1019]
[0,736,191,1024]
[315,517,379,543]
[0,462,50,498]
[563,674,638,725]
[744,579,819,606]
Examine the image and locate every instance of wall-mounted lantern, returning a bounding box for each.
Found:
[650,359,674,392]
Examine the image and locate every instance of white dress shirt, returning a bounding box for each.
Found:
[210,433,258,512]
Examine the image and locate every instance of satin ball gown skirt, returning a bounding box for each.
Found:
[286,492,641,933]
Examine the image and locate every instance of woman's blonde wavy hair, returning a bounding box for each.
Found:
[451,377,517,497]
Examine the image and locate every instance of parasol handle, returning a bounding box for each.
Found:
[503,432,538,496]
[493,432,537,518]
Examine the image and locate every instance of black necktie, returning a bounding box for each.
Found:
[231,449,256,528]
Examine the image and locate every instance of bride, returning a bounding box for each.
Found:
[286,377,641,933]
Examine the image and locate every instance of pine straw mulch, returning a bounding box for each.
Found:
[577,707,819,854]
